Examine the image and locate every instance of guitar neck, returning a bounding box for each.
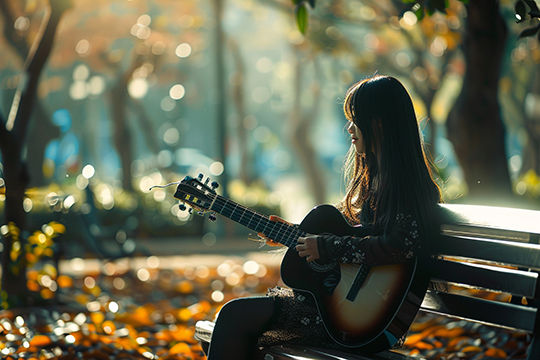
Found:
[209,194,305,248]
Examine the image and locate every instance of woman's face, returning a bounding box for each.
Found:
[347,121,365,154]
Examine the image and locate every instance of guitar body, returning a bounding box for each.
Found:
[172,176,428,353]
[280,205,428,352]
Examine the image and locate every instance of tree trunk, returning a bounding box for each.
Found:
[229,39,253,185]
[446,0,513,203]
[213,0,229,198]
[520,68,540,177]
[27,103,60,186]
[289,52,326,205]
[0,0,72,305]
[129,98,161,155]
[0,2,61,188]
[111,77,134,192]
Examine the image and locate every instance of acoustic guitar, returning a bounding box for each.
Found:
[170,174,428,352]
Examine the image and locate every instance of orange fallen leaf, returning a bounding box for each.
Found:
[408,349,421,356]
[176,280,194,294]
[155,330,173,342]
[169,341,192,355]
[404,333,424,346]
[57,275,74,288]
[432,326,465,338]
[29,334,52,347]
[90,312,105,326]
[409,317,439,332]
[461,345,483,353]
[97,335,115,344]
[414,341,434,350]
[485,347,508,358]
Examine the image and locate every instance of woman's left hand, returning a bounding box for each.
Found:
[296,235,320,262]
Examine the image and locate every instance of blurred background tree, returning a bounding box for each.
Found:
[1,0,540,307]
[0,0,72,307]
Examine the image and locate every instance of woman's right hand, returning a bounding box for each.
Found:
[258,215,291,246]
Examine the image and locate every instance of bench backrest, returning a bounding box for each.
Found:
[421,204,540,333]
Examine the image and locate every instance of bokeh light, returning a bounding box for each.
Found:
[169,84,186,100]
[82,164,95,179]
[128,78,149,99]
[175,43,192,58]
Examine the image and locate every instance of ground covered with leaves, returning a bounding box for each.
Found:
[0,256,533,360]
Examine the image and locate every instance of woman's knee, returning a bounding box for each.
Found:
[216,297,274,326]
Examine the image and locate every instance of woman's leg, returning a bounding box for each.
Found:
[207,296,275,360]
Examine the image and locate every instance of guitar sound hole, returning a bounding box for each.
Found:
[311,263,340,296]
[309,260,336,272]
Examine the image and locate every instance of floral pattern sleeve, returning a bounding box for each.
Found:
[316,213,421,267]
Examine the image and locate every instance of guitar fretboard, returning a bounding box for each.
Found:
[210,194,306,248]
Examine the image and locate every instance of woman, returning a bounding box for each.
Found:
[205,75,443,359]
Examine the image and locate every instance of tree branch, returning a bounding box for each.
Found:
[8,0,73,140]
[0,0,30,57]
[0,111,7,140]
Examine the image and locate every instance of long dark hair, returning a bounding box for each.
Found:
[339,75,442,236]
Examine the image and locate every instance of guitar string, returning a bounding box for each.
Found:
[207,192,306,247]
[212,193,365,280]
[187,186,362,278]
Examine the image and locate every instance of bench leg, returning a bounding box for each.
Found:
[200,340,209,357]
[527,334,540,360]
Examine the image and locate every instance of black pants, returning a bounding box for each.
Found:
[205,296,275,360]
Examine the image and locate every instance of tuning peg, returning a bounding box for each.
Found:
[188,208,193,214]
[209,213,217,222]
[211,181,219,190]
[198,173,204,181]
[197,210,205,216]
[179,203,187,211]
[204,177,210,186]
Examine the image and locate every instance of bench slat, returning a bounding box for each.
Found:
[421,291,537,332]
[254,346,422,360]
[440,204,540,236]
[429,258,538,298]
[433,235,540,270]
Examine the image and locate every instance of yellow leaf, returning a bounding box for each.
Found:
[90,312,105,326]
[169,342,192,355]
[49,221,66,234]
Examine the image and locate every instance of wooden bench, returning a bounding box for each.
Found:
[195,203,540,360]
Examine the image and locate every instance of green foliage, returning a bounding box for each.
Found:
[406,0,463,20]
[289,0,468,33]
[291,0,314,34]
[295,3,308,34]
[514,0,540,40]
[0,221,63,308]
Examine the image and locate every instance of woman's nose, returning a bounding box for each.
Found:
[347,122,355,133]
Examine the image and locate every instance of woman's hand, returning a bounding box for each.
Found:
[258,215,291,247]
[296,235,320,262]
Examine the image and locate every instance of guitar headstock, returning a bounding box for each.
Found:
[174,174,219,217]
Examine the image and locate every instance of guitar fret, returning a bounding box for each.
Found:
[211,194,302,247]
[255,217,268,235]
[284,227,296,247]
[287,229,296,247]
[245,212,256,228]
[256,217,265,233]
[275,223,284,240]
[229,204,243,223]
[269,223,282,245]
[177,181,306,249]
[266,222,277,240]
[212,198,224,213]
[220,200,233,217]
[237,208,247,224]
